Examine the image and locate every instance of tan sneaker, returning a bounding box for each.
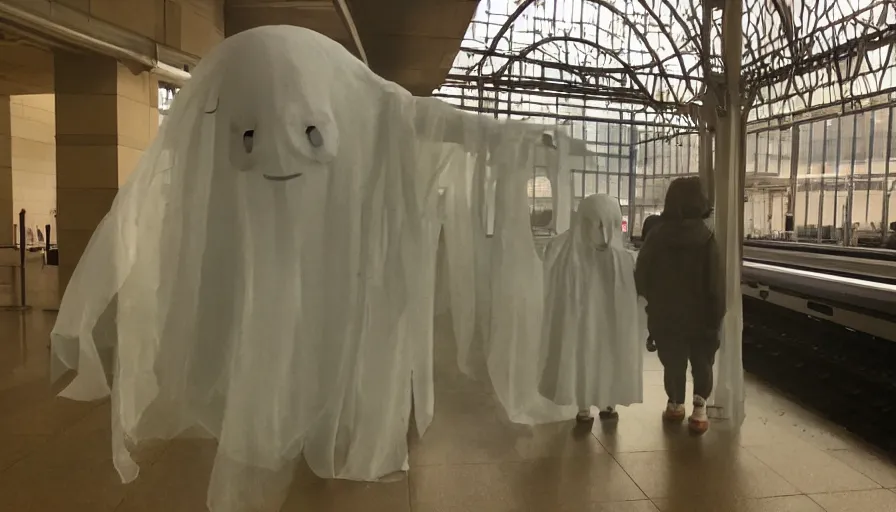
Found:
[688,395,710,434]
[662,402,686,422]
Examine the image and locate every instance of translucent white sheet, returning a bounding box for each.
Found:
[50,24,743,512]
[50,25,582,512]
[423,137,571,424]
[480,134,578,424]
[538,195,643,411]
[436,146,478,374]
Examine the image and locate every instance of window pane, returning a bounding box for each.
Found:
[797,123,811,176]
[823,119,839,169]
[620,175,630,205]
[746,133,757,174]
[608,174,619,200]
[584,173,597,196]
[840,114,856,165]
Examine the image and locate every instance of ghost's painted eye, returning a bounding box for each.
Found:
[243,130,255,154]
[306,126,323,148]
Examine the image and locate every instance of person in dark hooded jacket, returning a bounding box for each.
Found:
[634,177,726,434]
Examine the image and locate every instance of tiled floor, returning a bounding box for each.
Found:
[1,301,895,511]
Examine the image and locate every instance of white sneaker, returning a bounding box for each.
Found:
[662,402,685,422]
[689,395,710,434]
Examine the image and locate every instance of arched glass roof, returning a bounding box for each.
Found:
[435,0,896,133]
[748,0,896,124]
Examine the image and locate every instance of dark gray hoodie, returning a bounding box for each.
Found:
[635,177,726,342]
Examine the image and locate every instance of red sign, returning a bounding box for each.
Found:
[621,220,628,233]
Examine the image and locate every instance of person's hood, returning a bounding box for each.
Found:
[654,177,713,247]
[662,176,710,220]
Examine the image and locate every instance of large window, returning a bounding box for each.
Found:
[746,105,896,247]
[158,84,179,125]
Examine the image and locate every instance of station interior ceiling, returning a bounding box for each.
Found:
[1,0,895,247]
[225,0,479,96]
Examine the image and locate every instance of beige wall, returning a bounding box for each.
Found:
[0,96,11,245]
[53,0,224,56]
[0,43,54,96]
[54,51,160,293]
[1,39,55,245]
[10,95,56,246]
[0,1,224,302]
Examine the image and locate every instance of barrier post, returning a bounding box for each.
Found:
[18,209,26,308]
[45,224,51,253]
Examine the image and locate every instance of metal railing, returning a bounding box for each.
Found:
[2,210,29,309]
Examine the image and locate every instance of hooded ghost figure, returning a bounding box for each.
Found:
[538,194,643,412]
[49,25,567,512]
[51,25,422,511]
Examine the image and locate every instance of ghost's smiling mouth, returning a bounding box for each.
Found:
[263,173,303,181]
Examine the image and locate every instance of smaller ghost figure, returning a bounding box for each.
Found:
[538,194,643,423]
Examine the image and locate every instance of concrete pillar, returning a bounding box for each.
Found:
[706,0,746,426]
[0,95,12,245]
[54,51,159,295]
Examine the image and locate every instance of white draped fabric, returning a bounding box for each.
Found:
[49,23,744,512]
[49,25,583,512]
[538,195,643,411]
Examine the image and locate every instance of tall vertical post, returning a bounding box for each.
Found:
[699,0,716,206]
[628,124,638,240]
[818,122,827,243]
[845,114,859,245]
[787,125,799,239]
[882,107,893,244]
[865,112,875,225]
[55,51,159,297]
[699,121,715,206]
[707,0,746,426]
[17,209,26,308]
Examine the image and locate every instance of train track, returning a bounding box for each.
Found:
[743,296,896,456]
[744,240,896,284]
[738,242,896,455]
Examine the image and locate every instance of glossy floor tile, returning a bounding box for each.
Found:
[747,441,881,494]
[614,446,799,500]
[652,495,825,512]
[1,308,895,511]
[808,489,896,512]
[825,448,896,488]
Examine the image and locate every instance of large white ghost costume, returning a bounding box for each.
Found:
[538,194,643,412]
[49,25,584,512]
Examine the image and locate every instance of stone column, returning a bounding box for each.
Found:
[54,51,159,296]
[707,0,746,426]
[0,95,12,245]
